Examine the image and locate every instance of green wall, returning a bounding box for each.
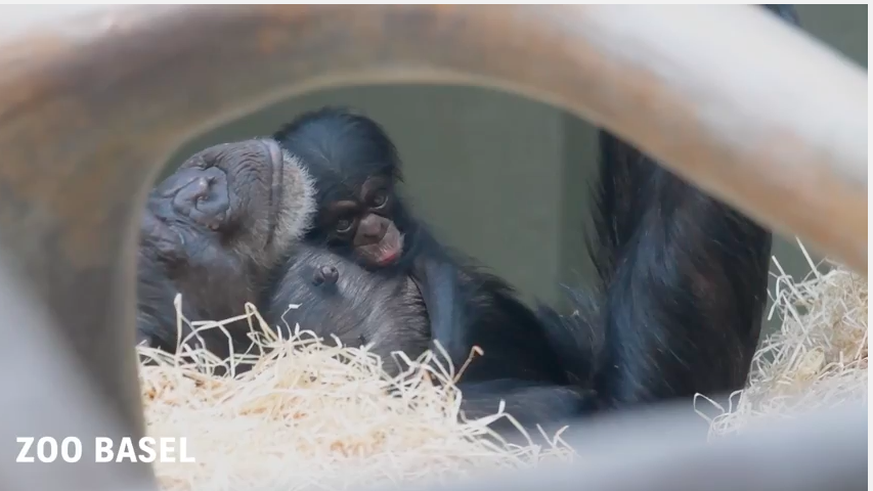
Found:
[168,5,867,333]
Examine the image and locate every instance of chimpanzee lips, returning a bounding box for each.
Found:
[377,249,400,265]
[374,230,404,266]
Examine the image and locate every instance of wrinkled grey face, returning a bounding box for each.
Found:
[136,139,317,360]
[142,139,315,269]
[267,244,430,376]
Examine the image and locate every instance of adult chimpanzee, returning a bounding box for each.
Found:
[136,139,315,360]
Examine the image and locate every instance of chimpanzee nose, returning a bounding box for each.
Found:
[359,215,387,242]
[190,177,211,201]
[362,223,384,240]
[171,167,229,229]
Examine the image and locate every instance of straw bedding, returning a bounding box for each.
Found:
[139,247,868,491]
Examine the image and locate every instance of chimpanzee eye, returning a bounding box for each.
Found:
[371,190,388,208]
[335,218,353,233]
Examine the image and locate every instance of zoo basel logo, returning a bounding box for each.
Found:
[15,436,196,463]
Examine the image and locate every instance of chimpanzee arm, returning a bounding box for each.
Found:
[412,257,470,369]
[407,225,474,372]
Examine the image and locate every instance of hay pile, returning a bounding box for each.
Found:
[138,306,573,491]
[139,249,867,491]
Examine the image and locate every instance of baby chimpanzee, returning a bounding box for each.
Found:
[136,139,315,360]
[271,108,578,387]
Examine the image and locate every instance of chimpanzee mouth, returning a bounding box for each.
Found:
[374,228,404,266]
[377,249,400,266]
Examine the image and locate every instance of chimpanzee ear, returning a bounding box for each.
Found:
[140,210,185,262]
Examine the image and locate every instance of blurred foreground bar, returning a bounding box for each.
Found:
[0,4,866,491]
[366,401,867,491]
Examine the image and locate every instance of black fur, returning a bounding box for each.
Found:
[578,3,800,408]
[532,4,801,411]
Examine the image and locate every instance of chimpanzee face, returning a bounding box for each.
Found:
[140,139,314,269]
[318,176,404,268]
